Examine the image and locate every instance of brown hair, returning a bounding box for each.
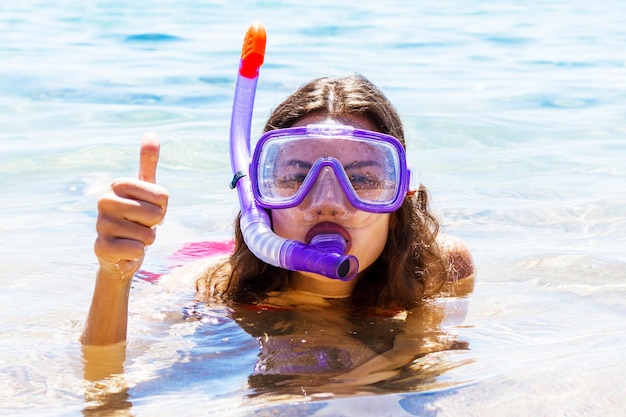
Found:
[197,74,448,309]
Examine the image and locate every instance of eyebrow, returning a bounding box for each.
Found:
[279,159,312,169]
[279,159,383,170]
[344,160,383,170]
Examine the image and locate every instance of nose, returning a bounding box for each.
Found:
[301,166,352,218]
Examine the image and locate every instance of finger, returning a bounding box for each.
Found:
[138,132,160,184]
[96,212,158,247]
[109,178,169,211]
[98,191,166,228]
[94,235,147,264]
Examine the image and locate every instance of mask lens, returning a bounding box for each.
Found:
[344,145,399,203]
[253,125,408,211]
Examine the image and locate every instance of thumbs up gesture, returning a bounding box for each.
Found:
[94,132,169,280]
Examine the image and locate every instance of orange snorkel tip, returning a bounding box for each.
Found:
[239,22,266,79]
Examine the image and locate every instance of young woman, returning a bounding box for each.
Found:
[81,74,474,350]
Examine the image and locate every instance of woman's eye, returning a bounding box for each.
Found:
[277,174,307,189]
[349,174,382,190]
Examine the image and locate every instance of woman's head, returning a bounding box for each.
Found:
[200,74,447,309]
[263,74,427,295]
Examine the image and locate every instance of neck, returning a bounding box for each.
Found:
[289,271,358,298]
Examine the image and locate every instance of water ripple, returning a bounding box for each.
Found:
[123,33,184,43]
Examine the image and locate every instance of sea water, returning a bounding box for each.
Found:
[1,1,625,416]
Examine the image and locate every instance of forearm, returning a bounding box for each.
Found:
[82,133,165,346]
[80,268,132,346]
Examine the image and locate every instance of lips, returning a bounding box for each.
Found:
[305,222,352,252]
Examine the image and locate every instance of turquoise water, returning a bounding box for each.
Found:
[1,1,625,416]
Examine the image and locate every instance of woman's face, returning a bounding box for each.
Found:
[270,114,392,297]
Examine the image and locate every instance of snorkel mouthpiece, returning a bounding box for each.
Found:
[229,22,359,282]
[238,212,358,281]
[306,234,358,281]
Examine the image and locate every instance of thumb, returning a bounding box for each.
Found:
[138,132,160,183]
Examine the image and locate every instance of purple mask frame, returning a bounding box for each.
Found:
[250,124,411,213]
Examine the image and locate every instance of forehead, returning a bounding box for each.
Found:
[291,115,378,132]
[276,137,382,162]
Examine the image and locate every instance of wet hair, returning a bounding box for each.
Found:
[197,74,448,310]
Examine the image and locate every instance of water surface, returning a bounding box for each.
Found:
[1,1,625,416]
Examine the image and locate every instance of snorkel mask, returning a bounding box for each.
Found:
[229,23,409,281]
[251,124,410,213]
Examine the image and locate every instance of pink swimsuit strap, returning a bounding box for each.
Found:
[137,240,235,283]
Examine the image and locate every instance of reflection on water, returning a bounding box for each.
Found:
[81,291,473,415]
[84,377,132,417]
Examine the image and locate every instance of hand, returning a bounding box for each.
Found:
[94,132,169,280]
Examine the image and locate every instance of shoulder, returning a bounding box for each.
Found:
[436,234,475,296]
[158,255,231,290]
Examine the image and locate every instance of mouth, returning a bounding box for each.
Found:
[305,222,352,252]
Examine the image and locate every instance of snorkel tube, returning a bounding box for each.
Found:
[229,22,358,281]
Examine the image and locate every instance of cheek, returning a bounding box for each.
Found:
[350,214,391,268]
[271,209,307,240]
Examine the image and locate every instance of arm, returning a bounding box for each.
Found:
[81,133,168,346]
